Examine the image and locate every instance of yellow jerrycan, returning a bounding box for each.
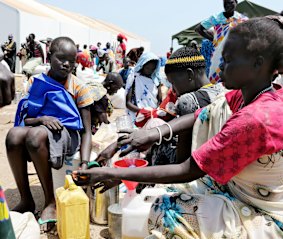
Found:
[56,175,90,239]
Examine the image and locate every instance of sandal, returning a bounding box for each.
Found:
[38,218,57,232]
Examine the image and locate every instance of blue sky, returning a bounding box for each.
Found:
[38,0,282,56]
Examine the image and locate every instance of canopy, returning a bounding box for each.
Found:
[172,0,278,46]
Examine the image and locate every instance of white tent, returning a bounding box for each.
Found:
[0,0,150,72]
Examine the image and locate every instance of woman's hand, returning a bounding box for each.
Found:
[72,167,110,186]
[93,179,121,193]
[96,142,119,166]
[118,128,158,156]
[39,116,63,131]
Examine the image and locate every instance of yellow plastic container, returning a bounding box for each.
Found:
[56,175,90,239]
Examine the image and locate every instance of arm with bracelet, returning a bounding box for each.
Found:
[119,113,195,156]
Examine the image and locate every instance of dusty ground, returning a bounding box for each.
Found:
[0,75,125,238]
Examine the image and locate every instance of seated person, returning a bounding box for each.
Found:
[74,17,283,238]
[0,58,40,239]
[96,50,116,74]
[5,37,94,232]
[22,33,44,78]
[0,61,16,239]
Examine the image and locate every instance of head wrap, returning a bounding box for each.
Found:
[90,45,98,51]
[165,47,205,74]
[117,33,128,42]
[8,34,13,39]
[134,52,161,81]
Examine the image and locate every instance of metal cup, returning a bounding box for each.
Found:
[87,186,96,223]
[108,203,122,239]
[88,186,119,225]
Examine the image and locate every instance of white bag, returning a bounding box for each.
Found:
[10,211,40,239]
[108,88,126,109]
[92,123,118,154]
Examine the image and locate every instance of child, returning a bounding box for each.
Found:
[75,17,283,238]
[119,57,133,87]
[90,72,123,132]
[125,52,162,122]
[6,37,94,232]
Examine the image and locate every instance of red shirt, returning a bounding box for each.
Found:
[120,42,126,52]
[192,89,283,185]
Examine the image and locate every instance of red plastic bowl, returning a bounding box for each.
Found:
[114,158,148,190]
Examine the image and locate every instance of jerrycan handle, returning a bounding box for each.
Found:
[64,175,78,191]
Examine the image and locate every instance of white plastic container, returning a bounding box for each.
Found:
[121,188,166,239]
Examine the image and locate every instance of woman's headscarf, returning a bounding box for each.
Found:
[134,52,161,82]
[117,33,128,42]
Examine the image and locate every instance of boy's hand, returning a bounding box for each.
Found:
[39,116,63,131]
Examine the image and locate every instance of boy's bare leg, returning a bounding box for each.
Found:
[6,127,35,213]
[25,127,56,230]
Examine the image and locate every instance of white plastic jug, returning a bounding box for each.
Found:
[121,188,166,239]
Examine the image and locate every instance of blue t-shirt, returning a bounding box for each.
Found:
[119,67,133,86]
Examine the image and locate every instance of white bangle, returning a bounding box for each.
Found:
[163,123,173,141]
[155,127,162,145]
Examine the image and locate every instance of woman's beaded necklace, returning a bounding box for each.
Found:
[239,85,273,110]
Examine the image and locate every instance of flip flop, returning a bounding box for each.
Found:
[38,218,57,232]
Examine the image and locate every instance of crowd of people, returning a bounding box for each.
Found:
[1,0,283,238]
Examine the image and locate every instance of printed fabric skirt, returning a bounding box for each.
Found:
[148,176,283,239]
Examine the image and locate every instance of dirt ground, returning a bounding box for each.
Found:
[0,75,125,238]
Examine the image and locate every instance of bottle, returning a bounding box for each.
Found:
[56,175,90,239]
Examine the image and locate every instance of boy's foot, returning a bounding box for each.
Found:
[38,202,57,232]
[12,200,35,213]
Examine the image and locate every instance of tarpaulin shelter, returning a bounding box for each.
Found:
[172,0,279,46]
